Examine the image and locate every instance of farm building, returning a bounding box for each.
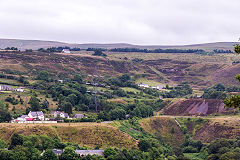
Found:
[156,85,164,90]
[51,111,69,119]
[62,49,71,54]
[0,85,13,91]
[138,83,149,88]
[15,88,25,92]
[74,114,85,119]
[52,149,63,156]
[16,115,28,121]
[75,149,104,156]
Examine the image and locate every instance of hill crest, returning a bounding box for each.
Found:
[0,38,239,50]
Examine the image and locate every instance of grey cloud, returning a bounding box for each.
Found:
[0,0,239,45]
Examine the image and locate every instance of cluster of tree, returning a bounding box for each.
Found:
[201,84,227,100]
[206,138,240,160]
[194,51,214,56]
[177,137,240,160]
[202,89,227,100]
[162,83,193,98]
[232,61,240,64]
[142,88,160,97]
[103,140,167,160]
[203,83,240,94]
[213,49,233,53]
[37,70,51,82]
[181,135,203,153]
[86,48,106,51]
[25,96,49,113]
[37,46,81,53]
[226,86,240,92]
[0,101,11,122]
[4,47,18,50]
[0,133,102,160]
[109,48,205,54]
[18,76,30,85]
[97,102,154,121]
[107,74,137,88]
[92,50,107,57]
[5,96,21,105]
[47,75,89,114]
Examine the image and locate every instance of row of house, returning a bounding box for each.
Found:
[52,149,104,157]
[138,83,164,90]
[0,85,25,92]
[12,111,85,123]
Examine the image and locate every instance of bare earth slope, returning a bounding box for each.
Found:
[141,116,240,144]
[163,99,229,116]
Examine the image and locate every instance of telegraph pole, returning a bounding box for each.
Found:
[90,66,99,112]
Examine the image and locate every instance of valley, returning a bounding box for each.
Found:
[0,41,240,159]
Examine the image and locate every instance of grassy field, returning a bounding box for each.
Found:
[0,78,22,86]
[135,78,165,86]
[121,87,141,93]
[0,122,137,149]
[140,116,184,146]
[184,153,206,160]
[108,52,238,64]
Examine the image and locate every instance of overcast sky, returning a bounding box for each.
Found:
[0,0,239,45]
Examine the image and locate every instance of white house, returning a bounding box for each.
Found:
[28,111,45,121]
[138,83,149,88]
[51,111,69,119]
[62,49,71,54]
[16,88,25,92]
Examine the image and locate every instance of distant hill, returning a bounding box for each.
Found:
[0,38,239,51]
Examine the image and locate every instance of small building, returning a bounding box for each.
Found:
[138,83,149,88]
[58,80,63,83]
[17,115,28,121]
[0,85,12,91]
[156,85,163,90]
[51,111,69,119]
[16,88,25,92]
[62,49,71,54]
[74,114,84,119]
[28,111,45,121]
[52,149,63,156]
[75,150,104,156]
